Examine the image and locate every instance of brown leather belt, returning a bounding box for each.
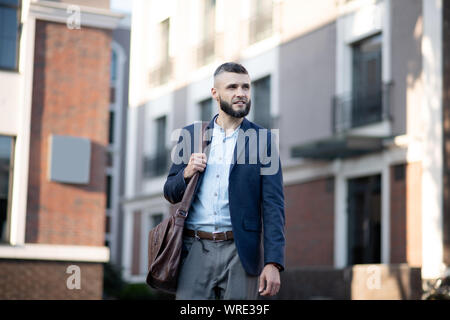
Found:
[184,229,234,241]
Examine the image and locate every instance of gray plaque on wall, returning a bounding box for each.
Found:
[49,135,91,184]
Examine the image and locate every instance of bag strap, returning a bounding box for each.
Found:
[176,121,209,217]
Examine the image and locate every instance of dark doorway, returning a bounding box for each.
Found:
[347,174,382,265]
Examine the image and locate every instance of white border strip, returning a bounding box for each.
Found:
[0,244,110,262]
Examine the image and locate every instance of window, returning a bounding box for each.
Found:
[110,50,117,82]
[151,214,163,228]
[110,49,117,103]
[197,0,216,66]
[105,215,111,233]
[252,75,272,129]
[110,87,115,104]
[351,33,382,127]
[106,150,113,167]
[0,135,14,243]
[160,18,170,62]
[347,174,381,265]
[0,0,21,70]
[143,116,168,178]
[249,0,273,45]
[199,98,214,122]
[106,175,112,209]
[155,116,167,157]
[108,111,115,144]
[149,19,172,86]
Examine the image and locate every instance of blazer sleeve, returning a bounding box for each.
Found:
[260,130,286,271]
[163,132,189,204]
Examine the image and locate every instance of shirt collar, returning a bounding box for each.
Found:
[213,116,241,139]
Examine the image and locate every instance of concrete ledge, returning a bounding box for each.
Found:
[0,244,110,263]
[268,264,422,300]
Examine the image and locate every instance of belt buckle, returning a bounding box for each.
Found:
[212,231,227,242]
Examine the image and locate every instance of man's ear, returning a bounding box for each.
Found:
[211,87,218,101]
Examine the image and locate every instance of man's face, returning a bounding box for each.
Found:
[212,72,251,118]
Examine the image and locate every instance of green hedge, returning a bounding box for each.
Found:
[102,262,175,300]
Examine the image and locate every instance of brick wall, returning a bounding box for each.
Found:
[26,20,111,246]
[0,259,103,299]
[273,264,422,300]
[284,177,334,268]
[390,162,422,266]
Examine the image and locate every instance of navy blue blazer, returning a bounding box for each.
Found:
[163,116,285,276]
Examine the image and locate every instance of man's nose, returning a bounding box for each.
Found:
[236,87,247,98]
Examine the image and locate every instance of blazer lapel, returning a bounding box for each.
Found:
[230,117,250,174]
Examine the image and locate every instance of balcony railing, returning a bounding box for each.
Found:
[249,10,273,45]
[143,151,170,179]
[332,83,392,133]
[149,59,173,87]
[196,36,215,67]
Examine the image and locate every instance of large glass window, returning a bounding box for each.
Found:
[252,75,272,129]
[351,33,382,127]
[143,116,168,178]
[0,0,21,70]
[0,135,14,243]
[199,98,214,122]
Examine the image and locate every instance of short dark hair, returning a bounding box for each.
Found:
[213,62,248,77]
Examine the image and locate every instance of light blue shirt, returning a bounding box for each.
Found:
[185,117,240,233]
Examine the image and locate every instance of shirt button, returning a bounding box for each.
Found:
[216,174,219,178]
[214,192,218,197]
[214,211,217,215]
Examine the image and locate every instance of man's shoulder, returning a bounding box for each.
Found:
[243,119,272,136]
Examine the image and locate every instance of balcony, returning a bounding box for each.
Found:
[143,151,170,179]
[332,83,392,134]
[290,83,393,160]
[148,59,173,87]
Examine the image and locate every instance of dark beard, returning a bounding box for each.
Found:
[219,97,251,118]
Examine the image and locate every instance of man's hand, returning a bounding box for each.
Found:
[258,264,281,296]
[184,153,207,180]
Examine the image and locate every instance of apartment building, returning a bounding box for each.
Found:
[125,0,449,299]
[0,0,123,299]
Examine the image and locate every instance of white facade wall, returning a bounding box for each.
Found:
[125,0,446,281]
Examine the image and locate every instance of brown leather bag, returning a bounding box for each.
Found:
[146,122,208,293]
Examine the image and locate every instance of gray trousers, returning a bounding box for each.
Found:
[176,235,259,300]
